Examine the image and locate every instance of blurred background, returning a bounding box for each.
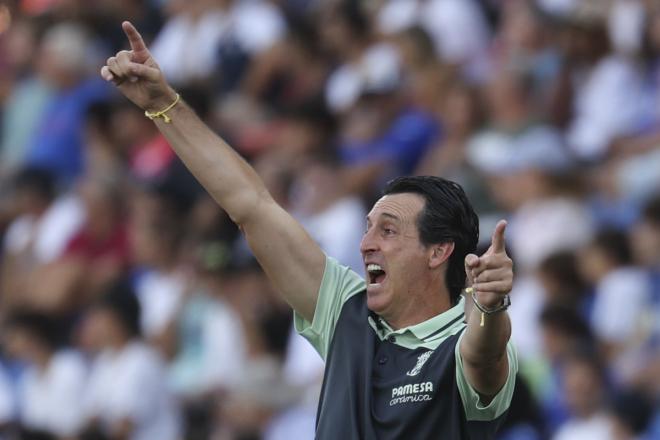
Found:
[0,0,658,439]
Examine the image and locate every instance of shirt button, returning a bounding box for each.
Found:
[378,356,388,365]
[388,335,396,343]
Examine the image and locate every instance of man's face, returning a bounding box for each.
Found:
[78,308,120,352]
[360,193,434,321]
[3,327,37,362]
[631,219,660,267]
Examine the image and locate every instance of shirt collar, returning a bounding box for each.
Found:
[368,296,466,347]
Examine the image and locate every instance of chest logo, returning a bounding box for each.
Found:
[406,350,433,377]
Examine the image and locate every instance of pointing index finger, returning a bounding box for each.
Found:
[490,220,507,254]
[122,21,149,62]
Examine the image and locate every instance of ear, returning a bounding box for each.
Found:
[428,242,455,269]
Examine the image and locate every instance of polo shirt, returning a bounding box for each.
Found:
[295,256,517,439]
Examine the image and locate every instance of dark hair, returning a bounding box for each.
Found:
[538,250,587,299]
[95,280,141,338]
[5,310,63,350]
[334,0,370,40]
[610,389,654,435]
[539,304,593,343]
[591,228,633,266]
[382,176,479,303]
[561,347,607,385]
[641,193,660,225]
[398,25,436,62]
[13,167,56,202]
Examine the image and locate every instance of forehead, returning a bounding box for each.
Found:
[368,193,425,222]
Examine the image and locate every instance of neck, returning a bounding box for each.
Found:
[494,104,529,129]
[385,282,453,330]
[32,348,53,371]
[108,334,131,352]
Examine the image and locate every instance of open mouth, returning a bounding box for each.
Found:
[367,264,386,285]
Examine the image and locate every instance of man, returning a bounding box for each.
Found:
[102,22,516,439]
[4,311,87,438]
[80,281,181,440]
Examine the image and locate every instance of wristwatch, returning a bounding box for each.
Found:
[470,290,511,314]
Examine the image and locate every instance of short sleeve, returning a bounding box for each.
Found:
[294,256,365,360]
[454,334,518,421]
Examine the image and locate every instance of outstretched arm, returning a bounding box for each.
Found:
[102,22,325,321]
[460,220,513,400]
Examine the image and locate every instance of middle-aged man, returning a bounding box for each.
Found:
[102,22,517,439]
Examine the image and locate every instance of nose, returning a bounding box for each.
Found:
[360,227,378,255]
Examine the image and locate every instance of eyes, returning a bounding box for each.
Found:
[364,223,397,237]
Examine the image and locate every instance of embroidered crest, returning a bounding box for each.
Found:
[406,351,434,376]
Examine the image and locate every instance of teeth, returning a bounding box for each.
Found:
[367,264,383,273]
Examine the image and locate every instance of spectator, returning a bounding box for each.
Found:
[578,228,652,378]
[415,80,492,214]
[0,17,53,179]
[536,250,590,313]
[1,167,84,314]
[418,0,491,78]
[28,174,129,314]
[24,22,111,183]
[79,281,181,440]
[3,310,87,438]
[167,239,247,400]
[337,73,439,198]
[607,389,655,440]
[538,305,595,432]
[626,194,660,395]
[321,1,401,114]
[290,149,366,273]
[553,1,646,161]
[129,201,188,350]
[490,0,561,108]
[392,25,455,113]
[150,0,284,87]
[0,359,14,438]
[552,350,612,440]
[241,20,329,112]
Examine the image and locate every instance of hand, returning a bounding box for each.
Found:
[100,21,176,112]
[464,220,513,309]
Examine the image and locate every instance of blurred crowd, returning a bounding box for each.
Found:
[0,0,658,439]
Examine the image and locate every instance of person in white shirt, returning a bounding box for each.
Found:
[578,229,652,382]
[4,311,86,438]
[553,351,613,440]
[80,281,181,440]
[1,167,84,312]
[553,2,645,161]
[150,0,285,86]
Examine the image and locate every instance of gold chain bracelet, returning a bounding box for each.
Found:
[144,93,180,124]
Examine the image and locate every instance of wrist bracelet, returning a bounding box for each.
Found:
[144,93,180,124]
[465,287,511,327]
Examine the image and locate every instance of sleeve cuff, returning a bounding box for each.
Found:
[454,333,518,421]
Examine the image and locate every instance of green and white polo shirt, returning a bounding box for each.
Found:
[295,256,518,439]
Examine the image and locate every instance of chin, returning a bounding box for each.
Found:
[366,284,391,315]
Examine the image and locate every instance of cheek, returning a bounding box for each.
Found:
[387,247,427,282]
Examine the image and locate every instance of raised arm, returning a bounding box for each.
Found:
[460,221,514,400]
[101,22,325,321]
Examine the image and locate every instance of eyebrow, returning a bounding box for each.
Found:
[366,212,401,223]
